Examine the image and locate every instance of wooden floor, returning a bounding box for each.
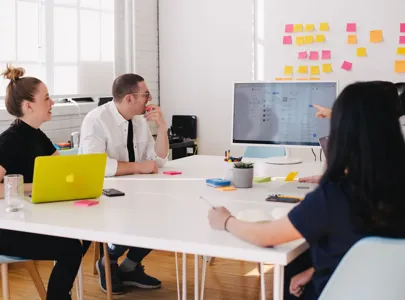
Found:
[0,245,275,299]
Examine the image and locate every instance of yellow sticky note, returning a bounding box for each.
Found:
[395,60,405,73]
[370,30,383,43]
[309,77,321,80]
[397,47,405,55]
[305,35,314,44]
[285,172,299,182]
[284,66,293,75]
[322,64,332,73]
[296,36,305,45]
[294,24,303,32]
[216,186,236,192]
[305,24,315,32]
[319,22,329,31]
[315,34,325,43]
[347,34,357,44]
[356,47,367,57]
[298,66,308,74]
[310,66,320,75]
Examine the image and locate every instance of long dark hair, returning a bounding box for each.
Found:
[396,82,405,115]
[321,81,405,235]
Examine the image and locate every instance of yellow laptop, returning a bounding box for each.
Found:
[27,153,107,203]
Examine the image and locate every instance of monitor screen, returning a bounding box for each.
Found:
[232,81,337,147]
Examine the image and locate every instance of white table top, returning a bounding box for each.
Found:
[0,155,324,265]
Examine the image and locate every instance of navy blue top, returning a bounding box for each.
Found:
[288,181,365,296]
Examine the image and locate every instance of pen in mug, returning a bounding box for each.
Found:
[199,196,215,209]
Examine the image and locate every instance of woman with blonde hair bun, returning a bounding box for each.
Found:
[0,65,83,300]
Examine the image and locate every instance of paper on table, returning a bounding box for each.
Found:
[322,50,331,59]
[298,51,308,59]
[341,61,353,71]
[347,34,357,44]
[319,22,329,31]
[356,47,367,57]
[283,36,293,44]
[305,24,315,32]
[310,66,320,75]
[316,34,325,43]
[309,51,319,60]
[346,23,356,32]
[294,24,303,32]
[370,30,383,43]
[284,66,293,75]
[298,66,308,74]
[322,64,333,73]
[305,35,314,44]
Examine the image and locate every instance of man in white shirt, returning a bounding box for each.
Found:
[79,73,169,294]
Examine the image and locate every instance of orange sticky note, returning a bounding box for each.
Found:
[285,172,299,181]
[305,35,314,44]
[298,66,308,74]
[370,30,383,43]
[356,47,367,57]
[283,77,293,81]
[294,24,303,32]
[309,77,320,81]
[305,24,315,32]
[284,66,293,75]
[347,34,357,44]
[395,60,405,73]
[319,22,329,31]
[397,47,405,55]
[216,186,236,192]
[315,34,325,43]
[310,66,320,75]
[296,36,305,45]
[296,78,309,81]
[322,64,332,73]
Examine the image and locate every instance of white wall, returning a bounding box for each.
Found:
[159,0,254,157]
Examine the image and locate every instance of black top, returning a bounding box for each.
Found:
[288,181,405,296]
[0,119,56,183]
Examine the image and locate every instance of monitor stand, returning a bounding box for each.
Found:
[264,148,302,165]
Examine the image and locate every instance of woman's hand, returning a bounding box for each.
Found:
[298,175,321,184]
[313,104,332,119]
[208,207,232,230]
[290,267,315,297]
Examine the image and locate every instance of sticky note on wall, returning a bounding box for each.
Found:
[296,36,305,45]
[298,66,308,74]
[370,30,383,43]
[347,35,357,44]
[294,24,303,32]
[319,22,329,31]
[346,23,357,32]
[305,35,314,44]
[356,47,367,57]
[298,51,308,59]
[400,36,405,44]
[341,61,352,71]
[309,51,319,60]
[322,50,331,59]
[397,47,405,55]
[401,23,405,33]
[322,64,332,73]
[285,24,294,33]
[310,66,320,75]
[316,35,325,43]
[283,36,293,44]
[305,24,315,32]
[395,60,405,72]
[284,66,293,75]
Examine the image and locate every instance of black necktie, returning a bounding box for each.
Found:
[127,120,135,162]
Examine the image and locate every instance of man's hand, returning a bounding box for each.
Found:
[313,104,332,119]
[145,104,166,128]
[136,160,158,174]
[290,267,315,298]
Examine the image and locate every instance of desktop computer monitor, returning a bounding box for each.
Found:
[232,81,338,164]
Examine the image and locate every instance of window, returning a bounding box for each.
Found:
[0,0,114,99]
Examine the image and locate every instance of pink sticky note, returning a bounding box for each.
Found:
[341,61,352,71]
[309,51,319,60]
[322,50,331,59]
[401,23,405,33]
[285,24,294,33]
[400,36,405,44]
[346,23,357,32]
[163,171,182,175]
[283,36,292,44]
[298,51,308,59]
[74,200,99,207]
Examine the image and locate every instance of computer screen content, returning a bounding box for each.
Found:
[232,82,337,147]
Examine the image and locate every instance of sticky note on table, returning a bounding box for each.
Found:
[346,23,357,32]
[296,36,305,45]
[319,22,329,31]
[322,50,331,59]
[285,24,294,32]
[395,60,405,73]
[163,171,182,175]
[370,30,383,43]
[309,51,319,60]
[309,77,320,81]
[356,47,367,57]
[347,34,357,44]
[341,61,352,71]
[400,36,405,44]
[316,34,325,43]
[216,186,236,192]
[401,23,405,33]
[283,36,292,44]
[397,47,405,55]
[322,63,333,73]
[304,35,314,44]
[285,172,299,181]
[284,66,293,75]
[305,24,315,32]
[74,200,99,207]
[298,66,308,74]
[298,51,308,59]
[310,66,320,75]
[294,24,303,32]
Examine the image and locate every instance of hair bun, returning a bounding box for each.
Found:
[1,65,25,81]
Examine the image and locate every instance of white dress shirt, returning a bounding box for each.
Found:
[79,101,167,177]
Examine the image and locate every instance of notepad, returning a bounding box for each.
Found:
[285,172,299,182]
[216,186,236,192]
[163,171,182,175]
[74,200,99,207]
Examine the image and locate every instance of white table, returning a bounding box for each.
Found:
[0,155,324,300]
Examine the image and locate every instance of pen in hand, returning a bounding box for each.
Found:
[200,196,215,209]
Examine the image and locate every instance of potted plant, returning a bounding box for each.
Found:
[232,162,254,188]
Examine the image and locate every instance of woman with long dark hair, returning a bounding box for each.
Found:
[208,81,405,299]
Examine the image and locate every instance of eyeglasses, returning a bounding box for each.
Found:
[128,91,151,98]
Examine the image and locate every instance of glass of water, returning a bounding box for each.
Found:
[4,174,24,212]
